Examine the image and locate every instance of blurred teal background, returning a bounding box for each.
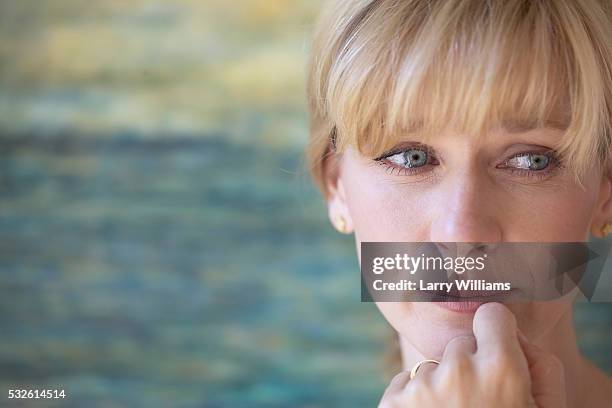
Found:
[0,1,610,407]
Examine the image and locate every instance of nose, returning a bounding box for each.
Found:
[429,168,502,245]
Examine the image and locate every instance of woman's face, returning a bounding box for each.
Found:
[328,125,612,357]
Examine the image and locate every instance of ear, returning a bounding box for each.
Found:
[590,169,612,238]
[324,152,354,234]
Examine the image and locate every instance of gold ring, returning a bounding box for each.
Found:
[409,359,440,380]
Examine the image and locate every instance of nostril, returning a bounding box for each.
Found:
[435,242,450,250]
[473,242,487,251]
[477,242,500,252]
[432,241,451,252]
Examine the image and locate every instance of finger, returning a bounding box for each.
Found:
[412,360,438,381]
[516,330,540,367]
[473,302,522,359]
[384,370,412,396]
[517,331,566,407]
[443,335,476,361]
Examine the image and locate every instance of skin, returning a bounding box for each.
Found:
[324,125,612,407]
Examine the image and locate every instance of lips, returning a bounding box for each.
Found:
[434,300,490,313]
[417,286,516,313]
[447,290,507,299]
[419,289,512,302]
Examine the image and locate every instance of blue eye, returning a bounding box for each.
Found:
[506,153,550,170]
[387,148,429,168]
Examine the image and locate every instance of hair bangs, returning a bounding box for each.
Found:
[313,0,611,187]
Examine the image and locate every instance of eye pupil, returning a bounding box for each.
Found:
[529,154,549,170]
[402,149,428,168]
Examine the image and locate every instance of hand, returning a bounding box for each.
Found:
[378,302,566,407]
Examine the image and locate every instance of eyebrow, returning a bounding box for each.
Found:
[501,119,569,133]
[393,118,569,135]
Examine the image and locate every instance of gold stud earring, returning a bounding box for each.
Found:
[335,215,348,233]
[602,223,612,236]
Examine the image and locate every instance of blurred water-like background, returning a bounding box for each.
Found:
[0,1,610,407]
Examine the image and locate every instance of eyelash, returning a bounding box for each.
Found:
[497,151,563,180]
[374,147,563,180]
[376,162,430,176]
[374,145,438,176]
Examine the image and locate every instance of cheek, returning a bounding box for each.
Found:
[499,183,599,240]
[348,186,430,241]
[342,172,431,241]
[509,301,571,340]
[340,145,601,243]
[344,172,599,242]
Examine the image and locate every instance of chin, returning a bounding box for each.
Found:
[407,303,480,357]
[392,302,568,358]
[378,302,478,358]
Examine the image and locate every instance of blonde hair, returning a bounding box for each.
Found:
[306,0,612,197]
